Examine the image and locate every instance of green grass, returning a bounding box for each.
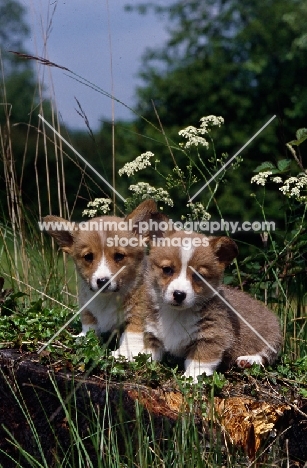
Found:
[1,360,297,468]
[0,285,306,466]
[0,220,77,306]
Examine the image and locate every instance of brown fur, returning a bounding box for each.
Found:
[43,200,159,337]
[141,230,282,378]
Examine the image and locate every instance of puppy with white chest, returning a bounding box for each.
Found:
[146,230,282,380]
[116,227,282,381]
[43,199,159,339]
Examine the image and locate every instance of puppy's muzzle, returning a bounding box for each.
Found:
[173,290,187,304]
[97,277,111,290]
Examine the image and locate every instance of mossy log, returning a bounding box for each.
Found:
[0,349,306,466]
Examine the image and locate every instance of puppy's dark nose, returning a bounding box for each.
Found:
[97,277,110,289]
[173,290,186,304]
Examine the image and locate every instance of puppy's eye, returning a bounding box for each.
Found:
[162,266,174,276]
[84,253,94,262]
[192,272,205,282]
[114,252,125,262]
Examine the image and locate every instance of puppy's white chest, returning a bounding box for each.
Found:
[158,306,198,356]
[79,279,124,333]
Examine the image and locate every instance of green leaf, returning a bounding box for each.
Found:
[296,128,307,141]
[288,128,307,146]
[253,162,276,172]
[277,159,292,172]
[212,371,228,390]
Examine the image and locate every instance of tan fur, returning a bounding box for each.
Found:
[43,200,159,338]
[81,309,98,326]
[140,230,282,379]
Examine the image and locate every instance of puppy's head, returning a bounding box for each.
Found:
[149,231,238,310]
[43,199,160,294]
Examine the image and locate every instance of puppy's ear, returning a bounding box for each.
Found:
[125,199,158,228]
[148,211,170,240]
[125,199,170,240]
[209,236,238,266]
[42,215,77,254]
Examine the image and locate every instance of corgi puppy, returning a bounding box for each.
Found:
[115,228,282,381]
[43,199,159,340]
[145,230,282,380]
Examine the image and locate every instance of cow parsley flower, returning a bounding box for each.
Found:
[252,172,307,202]
[82,209,97,218]
[82,198,112,217]
[279,175,307,201]
[272,176,283,184]
[178,126,209,149]
[118,151,154,177]
[187,202,211,221]
[128,182,173,206]
[199,115,224,131]
[178,115,224,149]
[251,171,272,186]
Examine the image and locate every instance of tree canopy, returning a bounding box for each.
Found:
[0,0,40,124]
[0,0,30,74]
[133,0,307,152]
[119,0,307,225]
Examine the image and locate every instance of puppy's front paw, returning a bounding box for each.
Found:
[111,347,134,361]
[184,359,219,382]
[236,354,264,369]
[77,331,87,337]
[69,331,87,339]
[112,332,146,361]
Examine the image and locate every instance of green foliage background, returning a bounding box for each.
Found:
[1,0,307,223]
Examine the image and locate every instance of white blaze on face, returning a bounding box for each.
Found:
[91,254,113,291]
[164,245,195,307]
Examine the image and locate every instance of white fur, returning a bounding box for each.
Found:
[79,277,123,334]
[164,246,195,307]
[147,346,164,362]
[153,304,199,357]
[236,354,264,368]
[112,331,147,360]
[91,255,116,291]
[184,358,221,381]
[77,327,93,337]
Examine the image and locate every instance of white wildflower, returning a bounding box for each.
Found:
[179,126,198,136]
[82,198,112,217]
[178,115,224,149]
[296,175,307,188]
[251,171,272,186]
[199,115,224,131]
[279,186,288,195]
[187,202,211,221]
[178,126,209,149]
[118,151,154,177]
[272,176,283,184]
[128,182,173,206]
[279,174,307,201]
[86,198,111,209]
[178,127,209,149]
[82,209,98,218]
[291,187,300,197]
[288,177,300,184]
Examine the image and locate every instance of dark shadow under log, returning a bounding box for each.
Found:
[0,349,306,466]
